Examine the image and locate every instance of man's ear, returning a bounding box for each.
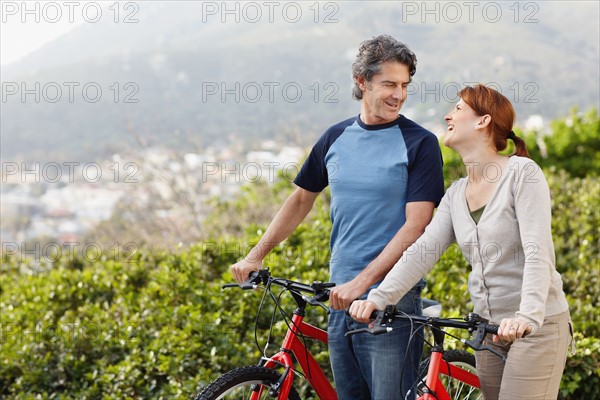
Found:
[355,75,367,92]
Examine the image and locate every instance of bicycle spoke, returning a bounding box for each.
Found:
[444,376,482,400]
[215,380,267,399]
[418,352,483,400]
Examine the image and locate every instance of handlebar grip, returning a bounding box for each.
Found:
[486,324,499,335]
[344,308,381,320]
[485,324,529,338]
[223,270,263,290]
[247,270,261,281]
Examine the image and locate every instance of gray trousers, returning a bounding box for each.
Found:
[475,310,573,400]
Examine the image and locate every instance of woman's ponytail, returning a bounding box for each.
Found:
[508,130,530,158]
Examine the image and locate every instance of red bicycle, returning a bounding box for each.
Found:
[195,268,337,400]
[196,269,502,400]
[346,303,503,400]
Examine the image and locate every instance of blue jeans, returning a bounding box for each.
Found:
[328,287,424,400]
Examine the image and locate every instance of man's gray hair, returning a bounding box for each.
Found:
[351,35,417,100]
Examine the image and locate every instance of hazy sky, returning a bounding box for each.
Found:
[3,1,598,67]
[1,1,96,65]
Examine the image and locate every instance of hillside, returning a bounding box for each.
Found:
[1,1,599,162]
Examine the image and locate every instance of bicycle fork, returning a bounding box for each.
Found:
[255,310,337,400]
[420,330,480,400]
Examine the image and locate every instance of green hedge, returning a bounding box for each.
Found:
[2,109,598,398]
[1,169,598,399]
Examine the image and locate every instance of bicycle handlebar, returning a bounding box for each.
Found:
[223,268,335,312]
[346,304,505,360]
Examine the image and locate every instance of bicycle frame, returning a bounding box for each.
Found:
[260,310,337,400]
[210,272,495,400]
[416,319,483,400]
[346,305,496,400]
[419,350,480,400]
[214,270,337,400]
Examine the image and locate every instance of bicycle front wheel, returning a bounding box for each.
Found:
[195,365,302,400]
[417,350,481,400]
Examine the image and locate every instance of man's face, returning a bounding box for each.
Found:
[356,61,410,125]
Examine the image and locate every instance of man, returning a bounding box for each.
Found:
[231,35,444,399]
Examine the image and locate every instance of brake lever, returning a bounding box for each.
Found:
[222,283,240,289]
[479,344,507,361]
[222,282,258,290]
[462,323,507,361]
[344,307,393,337]
[302,295,331,314]
[462,337,506,361]
[345,326,392,337]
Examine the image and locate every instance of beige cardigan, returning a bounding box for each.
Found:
[368,156,569,330]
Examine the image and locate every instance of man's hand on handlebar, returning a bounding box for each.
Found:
[329,278,370,310]
[231,258,262,284]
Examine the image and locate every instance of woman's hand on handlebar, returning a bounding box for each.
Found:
[348,300,379,324]
[494,317,534,343]
[231,258,262,284]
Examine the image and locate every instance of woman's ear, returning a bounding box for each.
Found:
[478,114,492,129]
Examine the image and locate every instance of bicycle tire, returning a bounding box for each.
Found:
[417,350,481,400]
[195,365,302,400]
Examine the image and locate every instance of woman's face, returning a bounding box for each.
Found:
[443,98,481,150]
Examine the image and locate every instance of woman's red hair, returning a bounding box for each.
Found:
[459,84,529,157]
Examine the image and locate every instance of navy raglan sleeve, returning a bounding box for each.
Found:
[293,131,331,193]
[406,131,445,206]
[294,119,351,193]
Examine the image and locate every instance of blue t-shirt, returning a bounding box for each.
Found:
[294,114,444,291]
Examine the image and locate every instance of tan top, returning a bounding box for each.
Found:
[368,156,569,330]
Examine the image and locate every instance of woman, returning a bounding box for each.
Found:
[349,84,572,400]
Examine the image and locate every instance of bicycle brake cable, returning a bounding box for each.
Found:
[392,310,419,399]
[429,324,469,344]
[253,281,271,358]
[262,280,294,358]
[248,278,312,382]
[407,318,441,399]
[270,287,311,381]
[265,287,287,355]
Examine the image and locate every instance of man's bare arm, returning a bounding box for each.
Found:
[231,187,319,283]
